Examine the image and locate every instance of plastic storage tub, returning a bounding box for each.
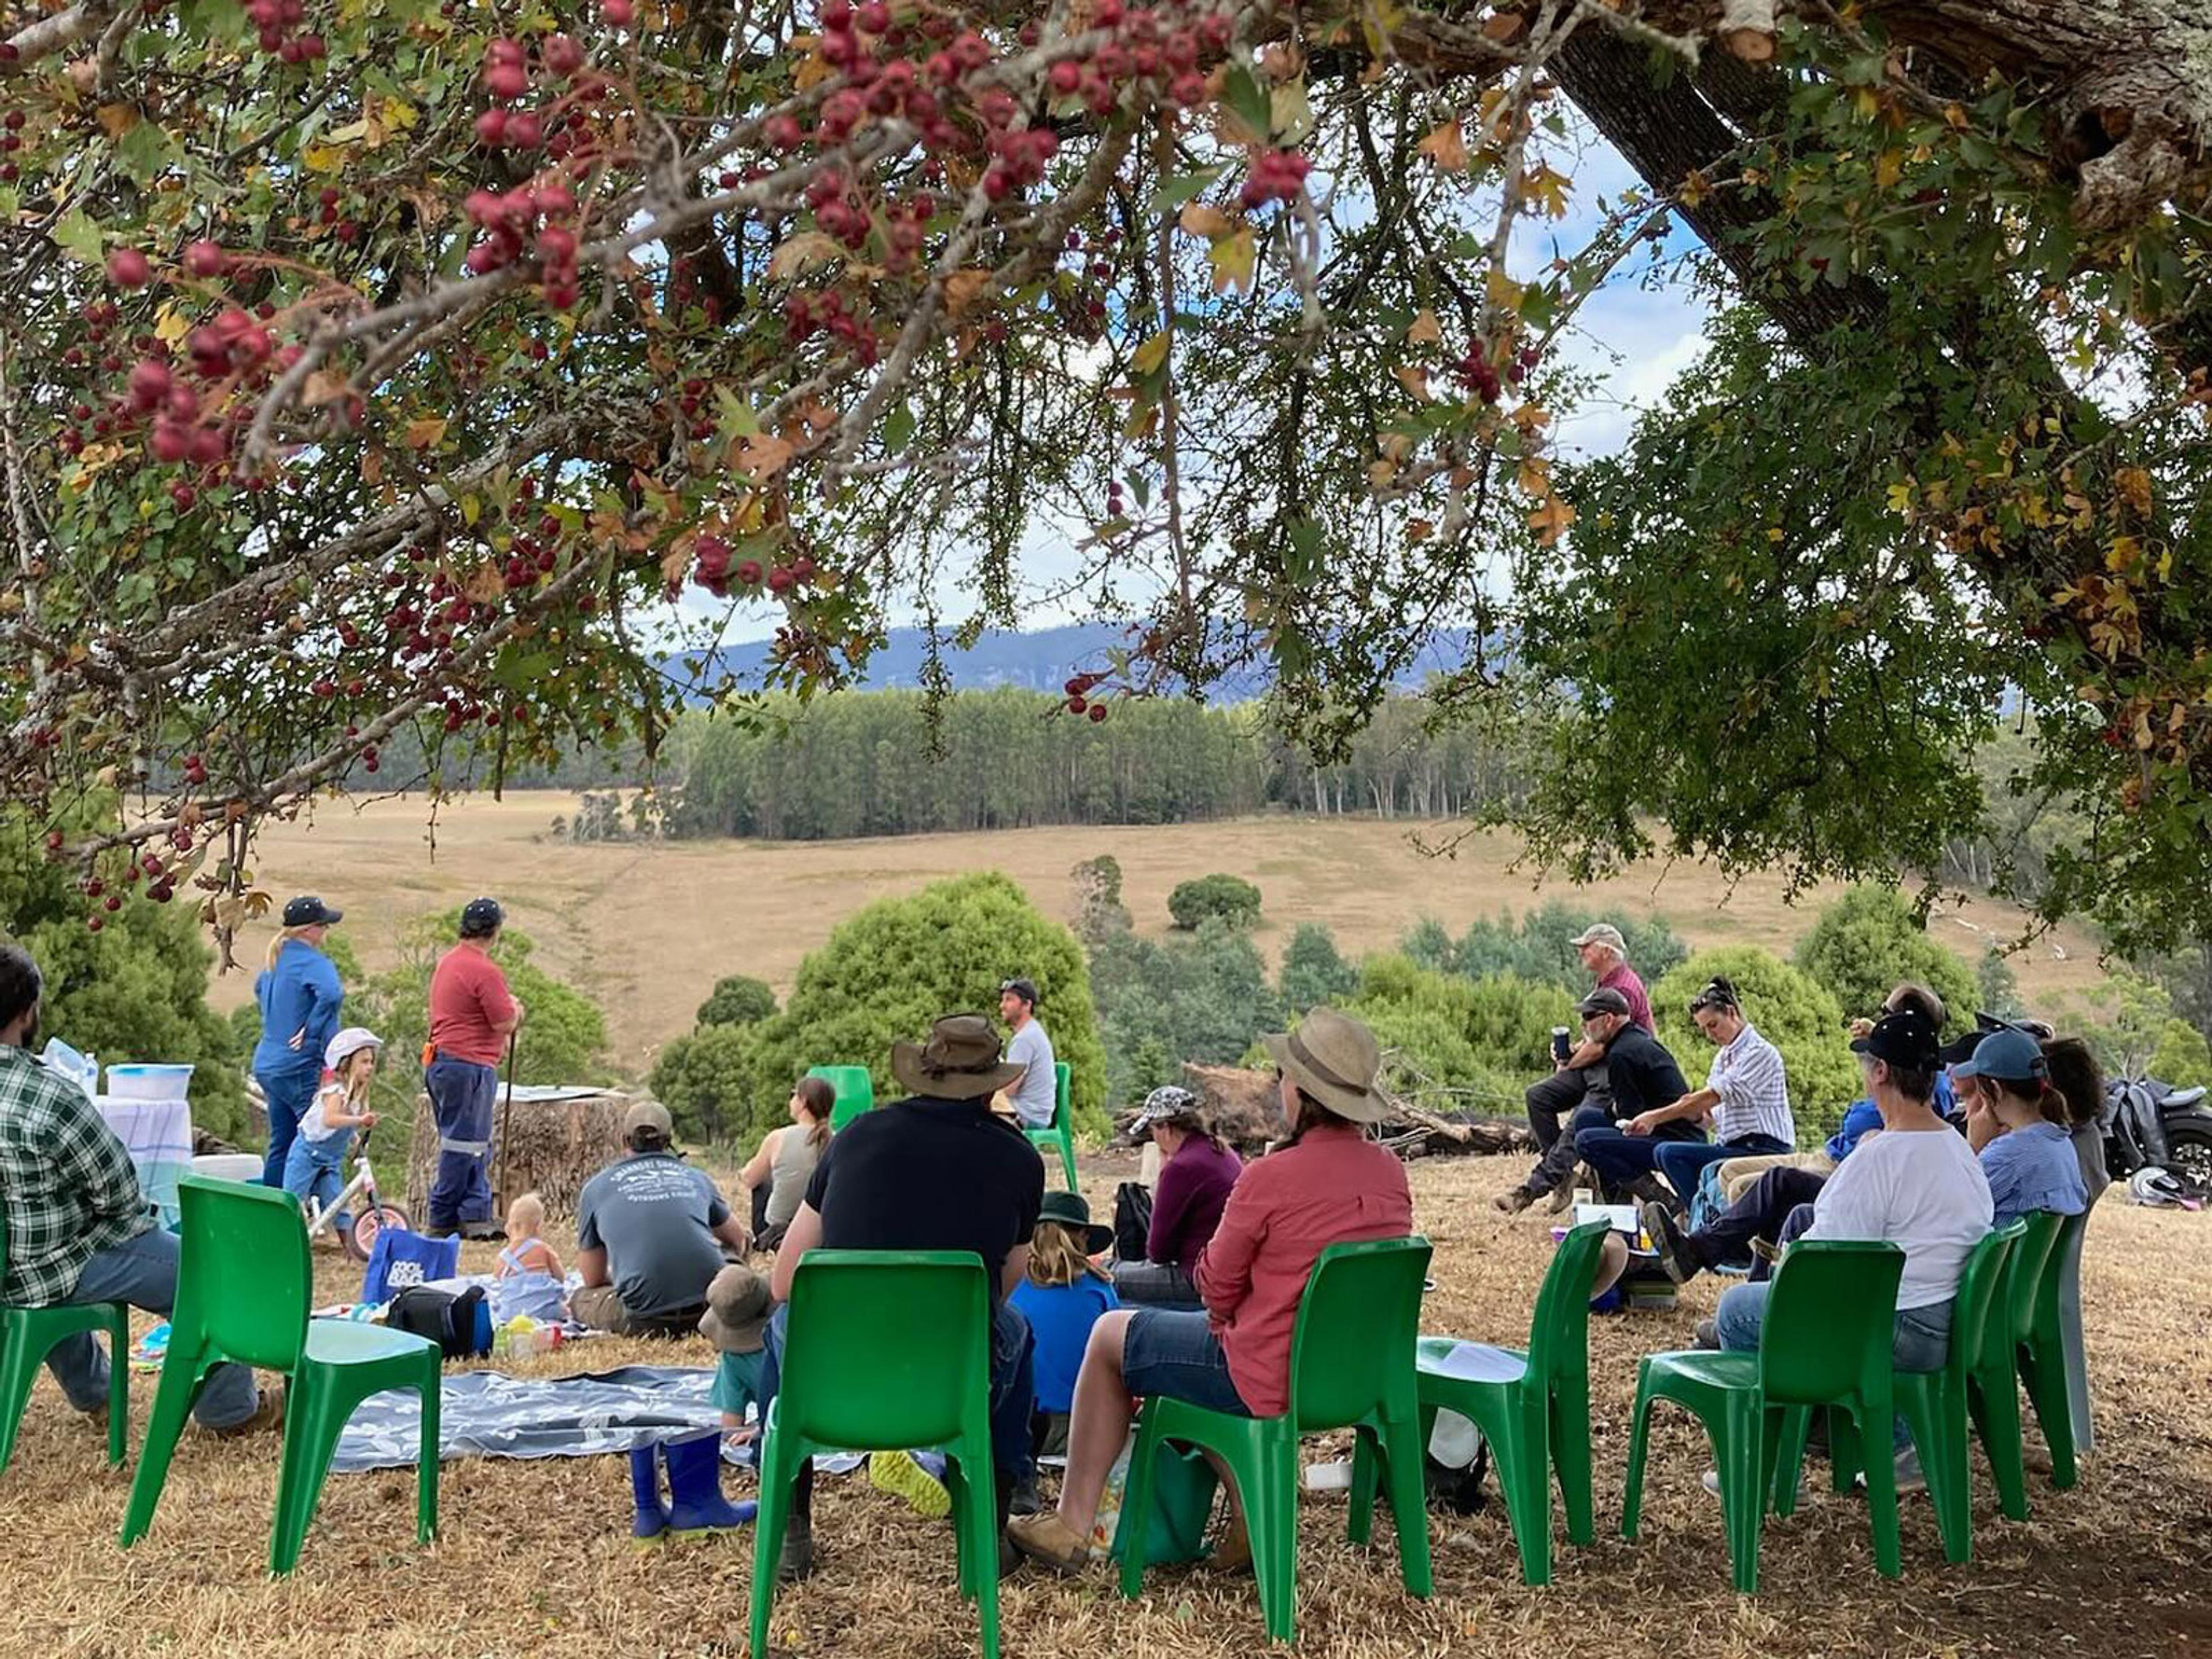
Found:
[104,1063,196,1101]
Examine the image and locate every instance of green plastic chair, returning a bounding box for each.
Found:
[1622,1239,1906,1594]
[1783,1221,2024,1564]
[751,1251,1000,1659]
[1116,1236,1434,1642]
[0,1198,128,1475]
[1365,1219,1609,1586]
[1021,1062,1079,1191]
[807,1065,875,1132]
[117,1175,441,1575]
[1967,1208,2062,1520]
[2017,1209,2088,1490]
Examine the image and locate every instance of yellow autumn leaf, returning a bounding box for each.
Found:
[1416,120,1468,173]
[768,232,842,281]
[2106,535,2142,573]
[325,119,369,145]
[1209,227,1256,295]
[1679,169,1710,209]
[404,416,448,450]
[1406,309,1441,344]
[1886,481,1915,514]
[1179,202,1236,239]
[1484,267,1524,309]
[153,303,190,346]
[300,143,347,174]
[2115,466,2154,515]
[730,431,796,479]
[1528,495,1577,545]
[1369,459,1397,488]
[95,104,139,139]
[1874,149,1903,188]
[1515,457,1550,498]
[1522,164,1571,219]
[1393,365,1432,403]
[1270,79,1315,146]
[1132,330,1173,377]
[943,268,993,315]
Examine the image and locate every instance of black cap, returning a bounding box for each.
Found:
[282,895,342,928]
[999,977,1040,1007]
[460,896,505,937]
[1575,986,1631,1018]
[1937,1028,1988,1069]
[1851,1007,1940,1071]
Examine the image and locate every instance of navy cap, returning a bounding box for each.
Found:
[460,896,505,936]
[1851,1007,1940,1071]
[282,895,342,927]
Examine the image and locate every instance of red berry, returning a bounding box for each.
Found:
[1088,702,1108,722]
[104,895,122,912]
[543,33,585,74]
[87,916,104,933]
[182,240,226,276]
[475,108,509,145]
[1050,60,1081,93]
[486,62,529,100]
[105,248,153,288]
[601,0,633,23]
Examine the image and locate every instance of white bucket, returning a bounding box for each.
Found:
[191,1153,263,1182]
[105,1063,195,1102]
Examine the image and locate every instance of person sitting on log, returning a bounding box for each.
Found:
[1111,1086,1241,1310]
[1503,988,1692,1210]
[571,1101,749,1338]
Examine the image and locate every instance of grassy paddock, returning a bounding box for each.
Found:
[1,1153,2203,1657]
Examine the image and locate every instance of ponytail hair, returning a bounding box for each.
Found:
[265,924,316,972]
[2037,1037,2104,1130]
[793,1075,836,1150]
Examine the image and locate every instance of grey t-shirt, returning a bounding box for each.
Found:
[576,1152,730,1316]
[1006,1020,1058,1128]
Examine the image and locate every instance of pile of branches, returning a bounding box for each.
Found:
[1145,1062,1535,1161]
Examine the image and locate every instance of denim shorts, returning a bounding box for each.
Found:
[1123,1309,1251,1417]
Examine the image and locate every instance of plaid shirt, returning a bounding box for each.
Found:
[0,1045,154,1308]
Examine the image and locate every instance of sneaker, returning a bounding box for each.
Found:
[869,1449,951,1519]
[1005,1511,1093,1573]
[203,1382,285,1439]
[1642,1200,1697,1285]
[1857,1446,1927,1494]
[1492,1185,1535,1215]
[1547,1175,1582,1215]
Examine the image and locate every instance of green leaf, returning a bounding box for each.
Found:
[1221,63,1271,143]
[883,402,915,454]
[1149,165,1226,214]
[52,209,106,266]
[116,120,180,184]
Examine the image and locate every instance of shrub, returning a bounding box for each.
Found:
[650,1023,764,1145]
[1346,955,1575,1116]
[741,873,1111,1140]
[1092,919,1280,1108]
[1449,900,1688,990]
[2149,1018,2212,1089]
[1791,884,1976,1031]
[1279,922,1358,1014]
[1402,917,1456,974]
[1976,944,2025,1021]
[1167,873,1261,931]
[1650,946,1859,1136]
[696,974,778,1028]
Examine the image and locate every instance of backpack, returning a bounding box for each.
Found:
[1112,1181,1153,1261]
[385,1285,492,1359]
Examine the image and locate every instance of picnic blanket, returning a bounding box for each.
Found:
[331,1364,725,1472]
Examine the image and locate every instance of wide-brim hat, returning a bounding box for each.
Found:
[890,1013,1025,1101]
[1037,1190,1113,1255]
[698,1263,771,1354]
[1260,1006,1392,1125]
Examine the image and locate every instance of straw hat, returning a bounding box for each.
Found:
[1259,1006,1392,1124]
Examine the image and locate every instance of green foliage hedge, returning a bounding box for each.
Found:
[1167,873,1262,931]
[1792,884,1977,1031]
[697,974,778,1028]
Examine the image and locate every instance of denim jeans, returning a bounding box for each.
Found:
[425,1055,499,1228]
[1574,1119,1705,1191]
[1653,1134,1792,1205]
[1715,1279,1955,1448]
[282,1130,351,1226]
[1110,1260,1202,1310]
[1122,1308,1251,1416]
[759,1294,1037,1483]
[256,1066,320,1188]
[47,1227,259,1429]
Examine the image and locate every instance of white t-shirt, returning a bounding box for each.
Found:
[1005,1020,1057,1128]
[298,1079,349,1143]
[1804,1126,1992,1310]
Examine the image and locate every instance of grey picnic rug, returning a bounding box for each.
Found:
[329,1363,724,1473]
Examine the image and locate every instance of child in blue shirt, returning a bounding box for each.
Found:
[699,1263,772,1446]
[1010,1191,1119,1453]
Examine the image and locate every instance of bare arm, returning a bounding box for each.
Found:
[577,1246,610,1289]
[770,1203,824,1302]
[1630,1088,1718,1133]
[1562,1039,1606,1071]
[711,1213,752,1253]
[739,1128,780,1191]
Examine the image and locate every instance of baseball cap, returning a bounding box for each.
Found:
[1937,1028,1988,1069]
[1575,986,1631,1018]
[282,895,343,927]
[623,1100,675,1142]
[460,896,505,935]
[999,977,1040,1006]
[1949,1026,2048,1084]
[1850,1007,1941,1071]
[1570,923,1626,951]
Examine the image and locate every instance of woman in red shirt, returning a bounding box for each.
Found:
[1008,1007,1414,1571]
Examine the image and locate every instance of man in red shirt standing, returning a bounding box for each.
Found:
[425,896,524,1239]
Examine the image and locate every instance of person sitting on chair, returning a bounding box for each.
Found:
[1006,1006,1414,1573]
[997,978,1058,1130]
[1496,923,1653,1213]
[571,1101,749,1338]
[1112,1086,1241,1310]
[1634,976,1796,1206]
[0,944,279,1437]
[1556,990,1698,1207]
[738,1076,834,1255]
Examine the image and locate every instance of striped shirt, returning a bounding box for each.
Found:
[1705,1022,1794,1147]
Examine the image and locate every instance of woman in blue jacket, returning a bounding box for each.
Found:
[253,896,346,1186]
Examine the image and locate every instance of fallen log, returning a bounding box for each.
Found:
[1134,1063,1536,1161]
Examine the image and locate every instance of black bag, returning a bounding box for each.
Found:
[386,1285,491,1359]
[1112,1181,1153,1261]
[1425,1431,1491,1515]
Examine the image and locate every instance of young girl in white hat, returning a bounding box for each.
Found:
[283,1026,383,1244]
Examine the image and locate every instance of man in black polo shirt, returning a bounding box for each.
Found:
[1507,987,1683,1207]
[1570,993,1698,1205]
[763,1013,1046,1581]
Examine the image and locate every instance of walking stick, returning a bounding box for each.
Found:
[491,1029,518,1217]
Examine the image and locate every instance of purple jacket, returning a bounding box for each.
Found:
[1148,1135,1243,1272]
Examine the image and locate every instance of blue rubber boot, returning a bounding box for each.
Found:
[630,1445,670,1545]
[664,1433,759,1535]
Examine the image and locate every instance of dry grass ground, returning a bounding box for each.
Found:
[2,1153,2204,1659]
[206,796,2106,1082]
